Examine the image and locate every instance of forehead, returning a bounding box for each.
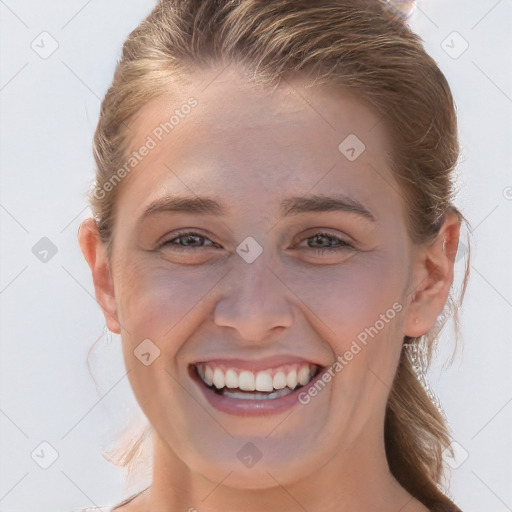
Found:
[115,66,400,221]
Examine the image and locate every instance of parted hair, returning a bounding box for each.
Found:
[89,1,470,510]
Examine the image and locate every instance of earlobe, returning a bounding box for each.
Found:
[403,212,461,338]
[78,218,121,334]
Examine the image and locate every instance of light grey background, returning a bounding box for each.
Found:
[1,1,511,511]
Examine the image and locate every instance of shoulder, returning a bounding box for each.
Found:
[69,491,143,512]
[68,499,135,512]
[111,488,150,511]
[429,501,464,512]
[70,508,112,512]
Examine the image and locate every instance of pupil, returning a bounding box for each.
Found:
[311,235,329,248]
[183,235,201,246]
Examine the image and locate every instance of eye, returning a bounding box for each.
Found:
[158,230,355,256]
[158,230,221,251]
[297,231,355,255]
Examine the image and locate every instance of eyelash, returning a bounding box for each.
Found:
[158,230,354,255]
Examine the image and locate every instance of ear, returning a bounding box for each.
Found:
[403,210,461,337]
[78,218,121,334]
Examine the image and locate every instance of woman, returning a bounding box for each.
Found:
[77,0,470,510]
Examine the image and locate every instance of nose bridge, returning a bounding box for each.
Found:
[213,249,294,341]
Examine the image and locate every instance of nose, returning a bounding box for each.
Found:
[213,253,295,342]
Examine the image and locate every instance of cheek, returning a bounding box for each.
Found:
[114,260,219,412]
[290,254,407,395]
[291,254,403,343]
[114,257,220,339]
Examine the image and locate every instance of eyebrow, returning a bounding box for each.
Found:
[139,193,376,223]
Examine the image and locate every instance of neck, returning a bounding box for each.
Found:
[144,420,425,512]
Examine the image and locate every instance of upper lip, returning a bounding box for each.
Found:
[190,355,326,372]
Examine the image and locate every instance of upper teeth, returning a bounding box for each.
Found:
[195,363,317,392]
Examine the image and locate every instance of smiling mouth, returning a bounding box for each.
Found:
[191,362,322,400]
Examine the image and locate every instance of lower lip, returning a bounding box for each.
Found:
[189,365,326,416]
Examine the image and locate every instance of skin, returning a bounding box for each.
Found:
[79,64,461,512]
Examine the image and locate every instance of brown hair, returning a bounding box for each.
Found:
[88,1,471,509]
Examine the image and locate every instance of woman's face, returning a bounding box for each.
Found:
[88,66,431,487]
